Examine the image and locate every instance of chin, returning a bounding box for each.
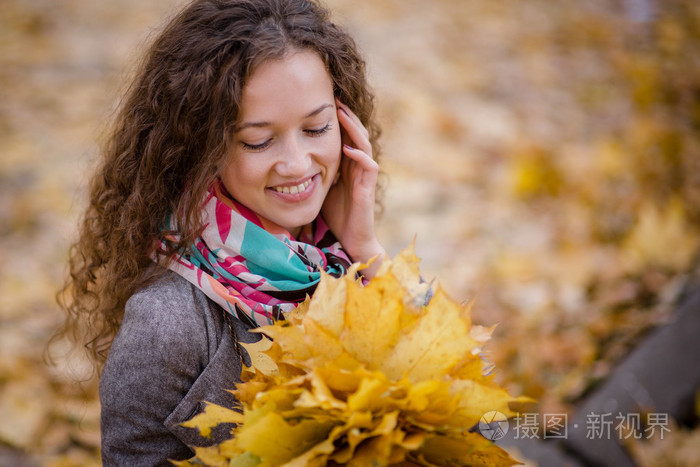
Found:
[278,210,320,233]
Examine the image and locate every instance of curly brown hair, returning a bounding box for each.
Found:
[56,0,381,369]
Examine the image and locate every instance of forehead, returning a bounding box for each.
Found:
[238,50,334,118]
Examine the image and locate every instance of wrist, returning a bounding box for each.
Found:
[353,242,386,280]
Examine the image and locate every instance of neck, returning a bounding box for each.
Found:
[289,226,302,239]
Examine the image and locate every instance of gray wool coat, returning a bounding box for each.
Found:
[99,270,260,466]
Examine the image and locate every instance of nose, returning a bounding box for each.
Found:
[275,136,311,178]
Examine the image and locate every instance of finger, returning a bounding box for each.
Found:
[336,101,371,149]
[338,110,371,154]
[343,144,378,172]
[335,99,364,129]
[337,150,376,195]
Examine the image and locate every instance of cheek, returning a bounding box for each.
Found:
[221,156,241,184]
[221,153,265,192]
[325,128,343,168]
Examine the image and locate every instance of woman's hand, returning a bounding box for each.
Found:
[322,100,386,279]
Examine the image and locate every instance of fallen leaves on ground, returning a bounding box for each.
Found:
[3,0,700,464]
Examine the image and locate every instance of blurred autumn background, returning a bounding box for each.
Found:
[1,0,699,465]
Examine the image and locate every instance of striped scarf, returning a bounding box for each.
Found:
[165,179,352,327]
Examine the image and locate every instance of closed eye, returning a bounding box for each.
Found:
[305,123,331,137]
[241,139,272,152]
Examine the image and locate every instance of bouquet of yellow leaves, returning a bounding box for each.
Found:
[177,247,528,466]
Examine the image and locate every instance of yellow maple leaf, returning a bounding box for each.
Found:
[180,402,243,438]
[416,432,520,467]
[240,337,278,376]
[234,412,336,466]
[340,270,404,369]
[381,287,479,382]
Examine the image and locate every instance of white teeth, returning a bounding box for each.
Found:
[272,179,311,194]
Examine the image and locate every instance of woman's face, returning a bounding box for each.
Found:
[220,49,341,237]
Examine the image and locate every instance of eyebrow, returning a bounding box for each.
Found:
[234,103,334,132]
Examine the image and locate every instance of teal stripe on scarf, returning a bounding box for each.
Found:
[240,221,320,288]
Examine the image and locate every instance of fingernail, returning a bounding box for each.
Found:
[343,144,353,150]
[339,107,349,116]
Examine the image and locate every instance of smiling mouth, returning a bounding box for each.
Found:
[270,177,313,195]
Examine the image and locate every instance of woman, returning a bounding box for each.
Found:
[58,0,385,463]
